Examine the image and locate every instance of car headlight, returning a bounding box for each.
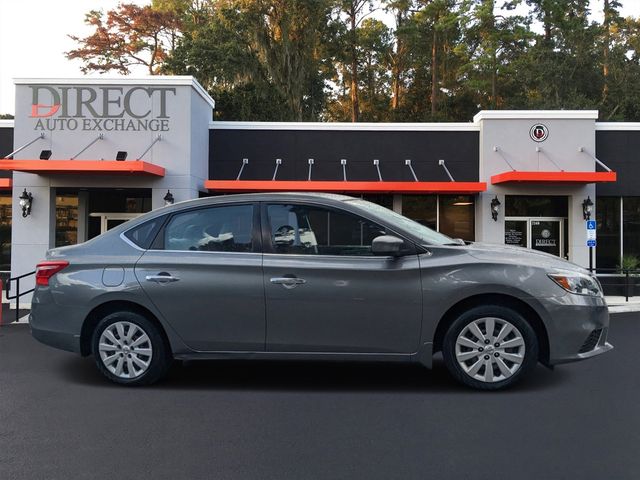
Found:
[548,271,603,297]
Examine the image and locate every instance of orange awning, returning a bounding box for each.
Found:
[0,178,11,190]
[491,171,616,185]
[205,180,487,194]
[0,160,165,177]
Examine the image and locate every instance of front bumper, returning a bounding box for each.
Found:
[544,295,613,365]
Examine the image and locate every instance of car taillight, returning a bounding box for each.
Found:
[35,261,69,286]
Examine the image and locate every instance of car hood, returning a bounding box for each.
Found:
[462,242,589,274]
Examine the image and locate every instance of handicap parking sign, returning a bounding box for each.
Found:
[586,220,596,246]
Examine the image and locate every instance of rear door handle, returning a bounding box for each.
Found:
[270,277,306,288]
[145,273,180,284]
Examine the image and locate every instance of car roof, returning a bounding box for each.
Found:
[166,191,356,209]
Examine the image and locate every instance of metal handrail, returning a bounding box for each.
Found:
[5,270,35,324]
[591,268,640,303]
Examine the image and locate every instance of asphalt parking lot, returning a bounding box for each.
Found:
[1,313,639,480]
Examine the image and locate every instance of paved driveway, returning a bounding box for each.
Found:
[1,314,639,480]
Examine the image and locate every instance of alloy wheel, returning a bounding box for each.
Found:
[98,321,153,379]
[454,317,526,383]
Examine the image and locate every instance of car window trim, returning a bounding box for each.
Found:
[260,201,417,257]
[152,202,261,254]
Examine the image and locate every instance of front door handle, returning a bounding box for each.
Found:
[145,273,180,284]
[270,277,306,288]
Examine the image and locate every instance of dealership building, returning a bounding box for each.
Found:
[0,76,638,300]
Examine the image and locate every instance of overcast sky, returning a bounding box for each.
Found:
[1,0,640,115]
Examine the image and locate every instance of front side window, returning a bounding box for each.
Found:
[266,204,386,256]
[164,205,254,252]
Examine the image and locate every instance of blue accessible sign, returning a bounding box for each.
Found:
[586,220,596,247]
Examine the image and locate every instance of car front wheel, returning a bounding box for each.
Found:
[442,305,539,390]
[92,311,171,386]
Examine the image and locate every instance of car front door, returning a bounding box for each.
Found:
[262,202,422,354]
[135,203,265,352]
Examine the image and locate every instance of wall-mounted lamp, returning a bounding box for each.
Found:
[582,196,594,220]
[116,151,128,161]
[39,150,52,160]
[163,190,175,206]
[19,189,33,217]
[490,195,501,221]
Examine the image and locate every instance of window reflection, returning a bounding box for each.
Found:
[267,204,386,256]
[439,195,475,241]
[55,195,78,247]
[0,194,10,271]
[164,205,254,252]
[596,197,620,269]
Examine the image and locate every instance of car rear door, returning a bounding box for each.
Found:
[262,202,422,354]
[134,202,265,352]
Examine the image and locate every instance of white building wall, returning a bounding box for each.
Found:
[475,111,599,268]
[9,77,214,303]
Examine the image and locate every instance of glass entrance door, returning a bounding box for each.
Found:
[89,213,142,234]
[505,217,566,258]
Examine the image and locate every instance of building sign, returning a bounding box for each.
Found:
[532,220,558,249]
[28,85,176,132]
[505,220,526,247]
[529,123,549,142]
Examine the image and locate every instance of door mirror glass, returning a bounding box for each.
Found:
[371,235,404,256]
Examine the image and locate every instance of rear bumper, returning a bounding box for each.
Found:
[29,292,86,355]
[30,318,81,354]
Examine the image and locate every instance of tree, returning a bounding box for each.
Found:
[357,18,393,120]
[67,3,182,74]
[240,0,333,121]
[458,0,532,110]
[165,1,291,120]
[384,0,416,116]
[602,0,622,105]
[333,0,376,121]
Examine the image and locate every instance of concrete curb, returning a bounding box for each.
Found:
[609,305,640,314]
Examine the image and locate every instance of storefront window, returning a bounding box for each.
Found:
[402,195,437,230]
[596,197,620,269]
[56,195,78,247]
[361,194,393,210]
[505,196,568,217]
[0,194,11,271]
[439,195,475,241]
[623,197,640,265]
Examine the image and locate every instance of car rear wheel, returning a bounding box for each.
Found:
[92,311,171,386]
[442,305,538,390]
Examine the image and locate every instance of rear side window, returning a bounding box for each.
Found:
[124,216,165,249]
[163,205,254,252]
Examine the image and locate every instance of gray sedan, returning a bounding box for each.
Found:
[30,193,612,390]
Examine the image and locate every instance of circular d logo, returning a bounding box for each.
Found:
[530,124,549,142]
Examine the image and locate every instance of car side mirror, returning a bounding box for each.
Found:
[372,235,405,256]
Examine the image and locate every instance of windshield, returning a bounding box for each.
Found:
[347,198,456,246]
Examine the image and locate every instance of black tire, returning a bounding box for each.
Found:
[92,311,172,386]
[442,305,539,391]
